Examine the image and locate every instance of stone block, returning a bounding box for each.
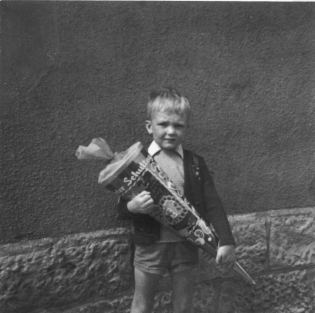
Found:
[0,229,133,313]
[269,208,315,269]
[229,214,268,273]
[31,296,133,313]
[217,268,315,313]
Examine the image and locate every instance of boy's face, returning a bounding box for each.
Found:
[145,110,187,151]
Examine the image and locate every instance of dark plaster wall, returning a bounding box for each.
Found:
[1,1,315,244]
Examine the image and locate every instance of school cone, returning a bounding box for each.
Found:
[76,139,256,285]
[197,232,256,285]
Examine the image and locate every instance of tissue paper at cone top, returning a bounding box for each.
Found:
[76,138,115,160]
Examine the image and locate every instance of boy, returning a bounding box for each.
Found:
[117,88,236,313]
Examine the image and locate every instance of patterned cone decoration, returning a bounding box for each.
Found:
[81,140,255,285]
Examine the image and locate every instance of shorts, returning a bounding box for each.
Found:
[134,241,199,276]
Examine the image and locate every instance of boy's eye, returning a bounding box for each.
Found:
[156,122,185,128]
[175,124,184,128]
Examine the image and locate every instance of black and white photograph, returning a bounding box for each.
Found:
[1,1,315,312]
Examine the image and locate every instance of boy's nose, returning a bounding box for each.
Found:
[166,126,176,134]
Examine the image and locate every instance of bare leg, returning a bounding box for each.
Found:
[131,267,162,313]
[170,267,196,313]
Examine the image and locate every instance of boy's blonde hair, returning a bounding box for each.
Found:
[147,87,191,121]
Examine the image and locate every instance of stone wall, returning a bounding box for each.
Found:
[1,207,314,313]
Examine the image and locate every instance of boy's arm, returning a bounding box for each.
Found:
[116,197,134,220]
[199,157,236,247]
[116,191,154,219]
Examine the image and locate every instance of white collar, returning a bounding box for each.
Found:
[148,141,184,159]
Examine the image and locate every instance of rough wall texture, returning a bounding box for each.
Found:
[1,2,315,243]
[0,208,314,313]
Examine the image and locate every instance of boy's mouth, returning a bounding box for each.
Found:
[164,137,176,141]
[164,139,176,143]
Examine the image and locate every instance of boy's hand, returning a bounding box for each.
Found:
[215,244,236,272]
[127,191,154,214]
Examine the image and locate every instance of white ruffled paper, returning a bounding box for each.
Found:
[75,138,115,161]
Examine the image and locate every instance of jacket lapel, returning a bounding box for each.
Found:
[183,150,194,204]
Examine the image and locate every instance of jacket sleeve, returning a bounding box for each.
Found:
[116,196,134,220]
[199,157,236,246]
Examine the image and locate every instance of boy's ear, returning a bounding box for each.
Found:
[145,120,153,134]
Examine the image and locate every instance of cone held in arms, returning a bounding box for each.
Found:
[76,138,256,285]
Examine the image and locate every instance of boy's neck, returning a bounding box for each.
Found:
[149,140,183,158]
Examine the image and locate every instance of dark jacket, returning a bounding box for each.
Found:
[116,149,235,247]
